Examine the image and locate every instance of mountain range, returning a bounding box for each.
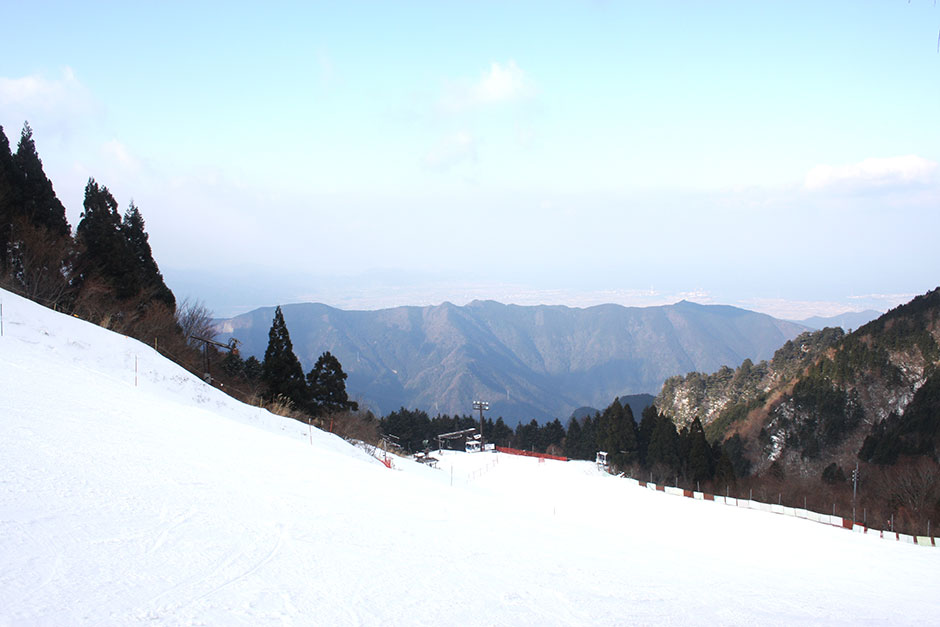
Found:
[656,288,940,477]
[794,310,881,331]
[216,300,808,423]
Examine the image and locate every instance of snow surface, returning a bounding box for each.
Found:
[0,287,937,626]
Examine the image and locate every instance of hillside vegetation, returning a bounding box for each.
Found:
[655,289,940,535]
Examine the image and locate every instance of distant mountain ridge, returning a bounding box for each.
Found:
[216,300,808,424]
[796,310,881,331]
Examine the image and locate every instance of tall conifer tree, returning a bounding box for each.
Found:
[306,350,358,416]
[687,417,712,482]
[13,122,69,237]
[122,201,175,309]
[2,123,72,303]
[0,125,19,272]
[75,179,137,298]
[262,306,308,407]
[565,416,583,459]
[647,411,680,477]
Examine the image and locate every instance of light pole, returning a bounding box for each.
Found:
[473,400,489,449]
[852,462,859,523]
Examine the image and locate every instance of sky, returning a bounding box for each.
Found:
[2,1,939,319]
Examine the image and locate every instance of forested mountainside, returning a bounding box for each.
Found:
[216,300,807,423]
[658,327,846,437]
[656,288,940,478]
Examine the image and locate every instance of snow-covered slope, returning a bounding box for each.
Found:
[0,288,935,625]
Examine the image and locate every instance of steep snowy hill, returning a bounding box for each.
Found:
[0,288,935,625]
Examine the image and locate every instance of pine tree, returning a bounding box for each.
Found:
[122,201,175,309]
[243,356,263,381]
[580,413,598,460]
[542,418,566,451]
[638,405,658,466]
[565,416,583,459]
[686,417,712,482]
[492,417,513,446]
[600,398,638,468]
[2,123,72,304]
[261,306,308,407]
[714,449,736,489]
[307,350,358,416]
[0,125,18,272]
[647,411,680,478]
[13,122,69,237]
[515,420,540,451]
[74,178,137,298]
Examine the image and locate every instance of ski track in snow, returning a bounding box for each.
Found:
[0,287,937,626]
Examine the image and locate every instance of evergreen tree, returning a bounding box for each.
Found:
[579,414,599,460]
[307,350,358,416]
[492,417,513,446]
[74,178,137,298]
[565,416,583,459]
[2,123,72,304]
[515,419,540,451]
[74,179,176,314]
[686,417,712,482]
[637,405,658,466]
[243,356,263,381]
[0,125,18,271]
[599,398,639,468]
[380,407,431,452]
[678,425,692,478]
[647,411,680,478]
[261,306,308,407]
[721,434,752,478]
[219,350,246,379]
[13,122,69,237]
[482,417,496,442]
[714,449,736,489]
[543,418,566,451]
[122,201,175,309]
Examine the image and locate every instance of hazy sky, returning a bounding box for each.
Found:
[2,2,938,318]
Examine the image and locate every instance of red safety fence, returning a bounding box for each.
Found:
[495,446,568,462]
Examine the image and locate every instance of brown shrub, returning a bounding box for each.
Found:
[1,217,72,309]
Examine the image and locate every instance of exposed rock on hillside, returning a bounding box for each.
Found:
[655,288,940,478]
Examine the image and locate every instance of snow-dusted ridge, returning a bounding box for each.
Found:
[0,287,936,625]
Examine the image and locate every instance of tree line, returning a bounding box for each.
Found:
[1,121,358,429]
[379,397,751,487]
[219,305,359,419]
[1,122,179,344]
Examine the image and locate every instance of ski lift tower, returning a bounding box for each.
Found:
[190,335,240,384]
[472,400,489,450]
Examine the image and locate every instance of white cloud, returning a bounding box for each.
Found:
[848,293,918,312]
[422,131,478,170]
[0,67,99,134]
[804,155,938,191]
[440,60,534,112]
[473,60,531,104]
[102,139,141,173]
